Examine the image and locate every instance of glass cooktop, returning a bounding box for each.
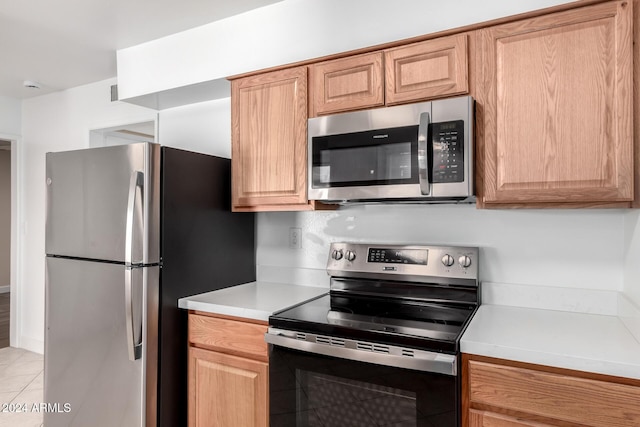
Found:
[269,293,477,354]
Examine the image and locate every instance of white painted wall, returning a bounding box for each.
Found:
[158,97,231,158]
[117,0,576,100]
[624,211,640,306]
[0,95,21,136]
[19,78,157,354]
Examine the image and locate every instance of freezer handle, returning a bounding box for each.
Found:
[125,267,142,361]
[125,171,144,266]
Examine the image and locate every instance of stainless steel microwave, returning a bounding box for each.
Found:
[308,96,474,203]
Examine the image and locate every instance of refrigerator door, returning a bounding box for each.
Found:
[44,257,159,427]
[45,142,160,264]
[156,148,256,427]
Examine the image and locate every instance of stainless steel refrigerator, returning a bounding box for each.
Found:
[44,142,255,427]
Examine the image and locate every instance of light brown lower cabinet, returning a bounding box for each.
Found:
[469,410,553,427]
[188,312,269,427]
[463,354,640,427]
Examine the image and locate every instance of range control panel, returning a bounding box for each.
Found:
[367,247,428,265]
[327,242,479,283]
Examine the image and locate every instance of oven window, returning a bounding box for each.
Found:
[270,346,457,427]
[311,125,419,188]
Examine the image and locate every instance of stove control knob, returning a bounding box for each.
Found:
[345,250,356,262]
[331,249,343,261]
[458,255,472,268]
[441,254,455,267]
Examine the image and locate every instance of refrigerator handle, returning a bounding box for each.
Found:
[125,171,144,266]
[125,267,143,361]
[125,170,144,362]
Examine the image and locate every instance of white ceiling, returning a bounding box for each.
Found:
[0,0,283,99]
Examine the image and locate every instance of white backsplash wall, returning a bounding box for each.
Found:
[623,210,640,342]
[257,204,626,291]
[618,209,640,341]
[624,211,640,304]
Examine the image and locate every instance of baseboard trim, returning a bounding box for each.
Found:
[19,336,44,355]
[0,285,9,294]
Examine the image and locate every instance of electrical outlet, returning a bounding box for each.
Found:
[289,227,302,249]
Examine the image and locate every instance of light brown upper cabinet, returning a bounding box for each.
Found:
[231,66,312,211]
[478,1,633,207]
[310,52,384,116]
[385,33,469,105]
[309,34,469,117]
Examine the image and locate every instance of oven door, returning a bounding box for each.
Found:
[268,337,459,427]
[308,102,432,202]
[309,125,423,200]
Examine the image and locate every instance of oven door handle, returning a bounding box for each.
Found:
[417,112,431,195]
[265,328,457,376]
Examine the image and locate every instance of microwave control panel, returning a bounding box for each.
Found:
[431,120,464,183]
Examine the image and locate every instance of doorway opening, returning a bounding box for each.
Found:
[0,139,11,349]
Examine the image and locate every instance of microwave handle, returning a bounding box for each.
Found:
[418,112,431,195]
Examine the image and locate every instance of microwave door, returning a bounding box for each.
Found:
[418,112,431,196]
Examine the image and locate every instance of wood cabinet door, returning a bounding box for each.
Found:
[385,33,469,105]
[467,359,640,427]
[310,52,384,116]
[189,314,268,361]
[480,1,633,205]
[189,347,268,427]
[469,410,553,427]
[231,66,308,210]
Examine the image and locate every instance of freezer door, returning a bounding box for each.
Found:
[45,142,160,264]
[44,257,158,427]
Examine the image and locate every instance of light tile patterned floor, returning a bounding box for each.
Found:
[0,347,44,427]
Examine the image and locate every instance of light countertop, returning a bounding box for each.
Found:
[461,304,640,380]
[179,280,640,380]
[178,281,328,322]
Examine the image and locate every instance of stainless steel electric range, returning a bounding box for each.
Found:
[266,242,480,427]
